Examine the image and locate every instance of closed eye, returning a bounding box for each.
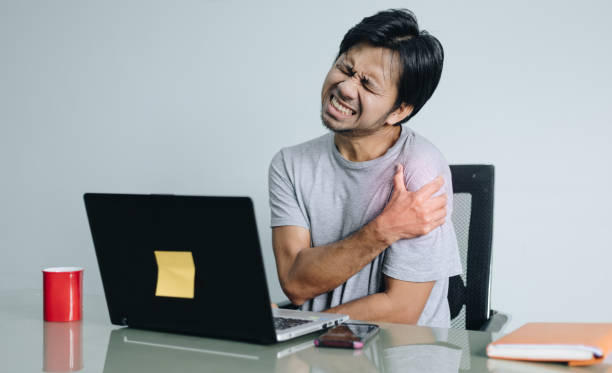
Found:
[336,63,354,76]
[360,77,378,93]
[336,63,379,93]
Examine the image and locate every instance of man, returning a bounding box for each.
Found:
[268,9,461,327]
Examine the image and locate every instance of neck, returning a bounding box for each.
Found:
[334,125,402,162]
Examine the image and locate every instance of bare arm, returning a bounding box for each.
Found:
[324,276,434,323]
[273,223,387,306]
[273,164,446,305]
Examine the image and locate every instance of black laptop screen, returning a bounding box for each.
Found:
[84,194,277,344]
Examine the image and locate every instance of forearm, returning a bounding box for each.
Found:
[325,292,396,322]
[324,277,435,324]
[324,292,420,324]
[282,220,389,305]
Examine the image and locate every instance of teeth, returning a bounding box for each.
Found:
[331,96,353,115]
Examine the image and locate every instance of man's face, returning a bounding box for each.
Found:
[320,43,407,135]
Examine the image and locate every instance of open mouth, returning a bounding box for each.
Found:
[330,95,356,116]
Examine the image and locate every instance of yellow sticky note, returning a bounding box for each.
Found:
[154,251,195,299]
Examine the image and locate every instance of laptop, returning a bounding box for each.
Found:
[84,193,348,344]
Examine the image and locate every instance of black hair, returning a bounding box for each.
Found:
[337,9,444,124]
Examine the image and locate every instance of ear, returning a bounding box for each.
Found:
[387,104,414,125]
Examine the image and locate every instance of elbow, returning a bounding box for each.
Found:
[287,295,307,307]
[279,257,313,306]
[283,287,308,306]
[281,282,308,306]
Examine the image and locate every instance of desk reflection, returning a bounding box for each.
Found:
[43,321,83,372]
[294,325,462,373]
[103,328,312,372]
[102,324,467,373]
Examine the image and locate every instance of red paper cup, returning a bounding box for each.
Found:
[43,267,84,322]
[43,321,83,372]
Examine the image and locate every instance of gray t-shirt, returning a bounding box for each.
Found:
[268,125,462,327]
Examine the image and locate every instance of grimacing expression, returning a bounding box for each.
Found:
[320,43,411,135]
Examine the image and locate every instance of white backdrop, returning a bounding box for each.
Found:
[2,0,611,332]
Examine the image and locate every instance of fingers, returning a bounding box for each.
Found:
[429,215,446,232]
[415,175,444,200]
[392,164,407,192]
[419,212,447,235]
[429,206,447,223]
[426,194,447,210]
[422,195,447,231]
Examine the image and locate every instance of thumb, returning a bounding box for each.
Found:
[393,164,406,193]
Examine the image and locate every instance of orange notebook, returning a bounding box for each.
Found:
[487,323,612,366]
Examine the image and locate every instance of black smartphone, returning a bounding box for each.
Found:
[314,322,379,349]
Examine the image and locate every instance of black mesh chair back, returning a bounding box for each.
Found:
[448,165,494,331]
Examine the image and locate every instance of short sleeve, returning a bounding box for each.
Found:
[382,154,462,282]
[268,150,310,229]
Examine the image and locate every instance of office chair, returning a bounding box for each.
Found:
[448,164,508,332]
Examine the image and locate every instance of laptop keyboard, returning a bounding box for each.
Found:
[273,317,313,330]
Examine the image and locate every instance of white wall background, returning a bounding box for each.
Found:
[1,0,611,332]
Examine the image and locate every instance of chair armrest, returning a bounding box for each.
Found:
[480,309,511,333]
[276,299,299,310]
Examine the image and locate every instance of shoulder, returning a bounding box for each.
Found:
[270,132,332,168]
[401,127,449,171]
[399,127,452,191]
